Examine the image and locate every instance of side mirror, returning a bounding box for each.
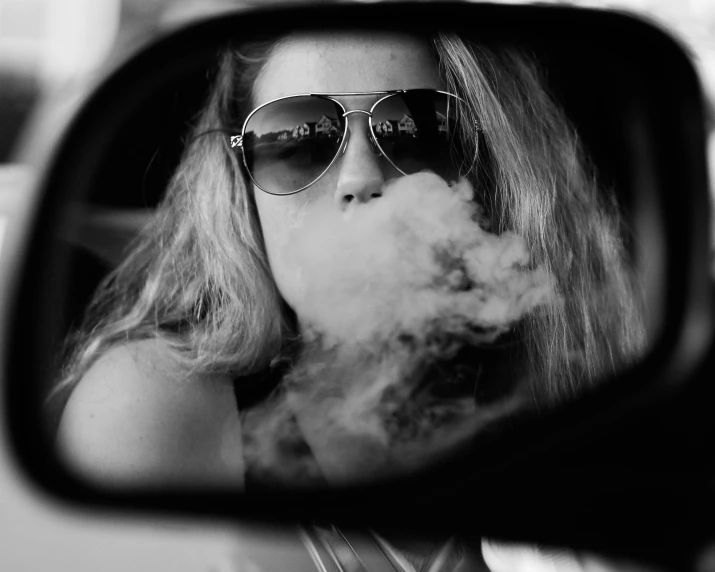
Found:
[1,2,713,568]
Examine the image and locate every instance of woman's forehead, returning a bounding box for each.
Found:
[252,31,443,105]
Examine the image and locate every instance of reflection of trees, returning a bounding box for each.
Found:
[252,115,342,143]
[253,129,293,144]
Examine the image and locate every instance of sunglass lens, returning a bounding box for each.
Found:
[242,96,344,194]
[371,91,465,182]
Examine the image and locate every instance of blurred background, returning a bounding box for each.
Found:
[1,0,714,164]
[0,0,713,570]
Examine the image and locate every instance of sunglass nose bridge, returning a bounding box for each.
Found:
[341,109,372,118]
[341,109,382,156]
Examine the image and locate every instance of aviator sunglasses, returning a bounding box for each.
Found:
[230,89,474,195]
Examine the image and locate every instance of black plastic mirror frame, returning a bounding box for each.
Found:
[1,2,712,567]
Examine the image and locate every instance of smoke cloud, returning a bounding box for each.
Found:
[241,173,556,488]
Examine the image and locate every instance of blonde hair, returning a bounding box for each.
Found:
[434,35,645,402]
[49,30,645,417]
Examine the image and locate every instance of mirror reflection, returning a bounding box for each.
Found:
[47,27,649,489]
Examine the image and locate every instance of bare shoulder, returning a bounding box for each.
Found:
[56,339,244,488]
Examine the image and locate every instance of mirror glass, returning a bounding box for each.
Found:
[35,8,667,492]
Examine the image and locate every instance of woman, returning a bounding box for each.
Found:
[51,28,644,489]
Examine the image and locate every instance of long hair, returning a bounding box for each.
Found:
[434,34,645,402]
[49,30,645,416]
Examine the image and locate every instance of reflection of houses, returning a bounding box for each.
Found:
[436,112,449,134]
[374,119,404,137]
[398,114,417,135]
[291,117,339,139]
[292,122,316,139]
[276,130,291,141]
[374,120,394,137]
[374,116,418,137]
[315,115,340,137]
[375,114,451,138]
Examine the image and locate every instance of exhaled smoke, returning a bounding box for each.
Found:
[241,173,556,488]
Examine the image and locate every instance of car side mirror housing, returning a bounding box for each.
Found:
[1,2,713,568]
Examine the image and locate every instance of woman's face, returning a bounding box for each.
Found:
[251,31,443,314]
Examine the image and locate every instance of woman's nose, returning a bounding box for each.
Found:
[333,120,385,209]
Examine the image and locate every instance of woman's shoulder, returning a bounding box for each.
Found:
[56,339,245,487]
